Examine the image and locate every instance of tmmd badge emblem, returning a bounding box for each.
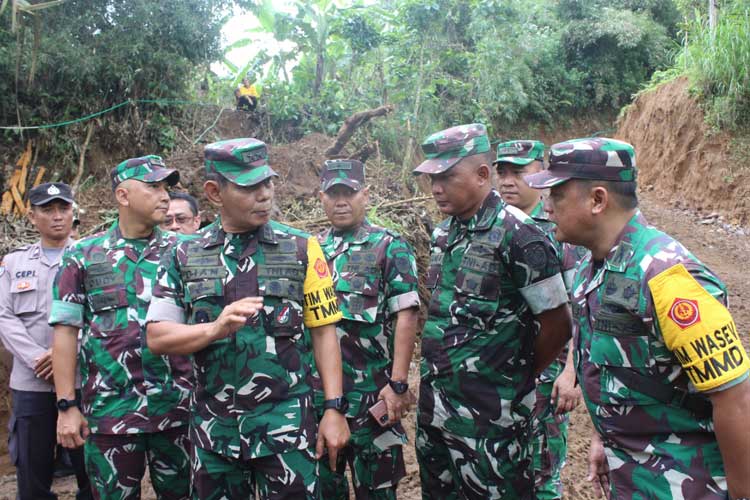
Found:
[669,298,700,329]
[314,258,329,278]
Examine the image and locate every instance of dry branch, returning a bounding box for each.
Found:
[73,121,95,190]
[324,105,394,157]
[286,195,433,228]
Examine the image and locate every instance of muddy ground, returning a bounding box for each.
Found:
[0,188,747,499]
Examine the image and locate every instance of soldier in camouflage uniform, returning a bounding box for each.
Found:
[145,138,350,500]
[413,124,573,500]
[526,137,750,500]
[494,140,585,500]
[315,159,420,499]
[50,157,192,500]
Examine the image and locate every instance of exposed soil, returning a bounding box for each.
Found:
[617,76,750,225]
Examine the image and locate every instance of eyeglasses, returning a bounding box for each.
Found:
[164,215,194,225]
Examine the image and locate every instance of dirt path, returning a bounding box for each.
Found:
[1,191,748,499]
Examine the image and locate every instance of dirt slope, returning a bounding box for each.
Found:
[617,76,750,224]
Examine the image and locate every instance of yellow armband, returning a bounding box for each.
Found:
[302,237,341,328]
[648,264,749,392]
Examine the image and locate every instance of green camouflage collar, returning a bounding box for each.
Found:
[465,190,502,232]
[603,210,646,272]
[106,220,167,250]
[324,219,372,247]
[201,216,278,248]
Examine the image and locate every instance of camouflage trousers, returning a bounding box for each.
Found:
[318,420,406,500]
[603,438,728,499]
[416,423,533,500]
[191,445,318,500]
[532,381,569,500]
[84,426,190,500]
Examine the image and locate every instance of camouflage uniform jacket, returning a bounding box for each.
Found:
[147,218,342,460]
[419,190,568,438]
[316,220,420,436]
[529,200,589,384]
[49,222,192,434]
[571,211,750,496]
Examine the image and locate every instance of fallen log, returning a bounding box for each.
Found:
[324,105,394,158]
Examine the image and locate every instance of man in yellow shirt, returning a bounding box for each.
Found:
[235,77,259,111]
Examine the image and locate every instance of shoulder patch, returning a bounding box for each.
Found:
[648,263,750,392]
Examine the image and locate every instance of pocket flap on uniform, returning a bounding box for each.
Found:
[261,278,303,301]
[88,286,128,312]
[334,274,380,297]
[186,279,225,302]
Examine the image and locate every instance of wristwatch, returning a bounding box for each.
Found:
[388,378,409,395]
[323,396,349,414]
[56,398,77,412]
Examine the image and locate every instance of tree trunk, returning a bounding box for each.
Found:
[324,105,394,158]
[400,43,425,181]
[708,0,718,34]
[72,121,95,191]
[27,14,41,86]
[313,52,325,96]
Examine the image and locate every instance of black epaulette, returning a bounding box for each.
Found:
[6,244,30,255]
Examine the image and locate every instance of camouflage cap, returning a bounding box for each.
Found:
[320,159,365,192]
[525,137,636,189]
[110,155,179,191]
[413,123,491,175]
[493,140,545,166]
[204,138,278,187]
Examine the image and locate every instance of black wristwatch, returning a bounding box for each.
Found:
[323,396,349,414]
[56,398,77,412]
[388,378,409,395]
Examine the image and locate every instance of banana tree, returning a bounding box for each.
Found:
[274,0,340,95]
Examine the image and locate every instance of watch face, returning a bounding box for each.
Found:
[390,380,408,394]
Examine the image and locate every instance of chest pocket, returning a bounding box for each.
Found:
[84,262,129,335]
[258,243,304,337]
[455,243,501,300]
[10,276,39,314]
[425,252,443,290]
[446,243,503,334]
[335,250,381,323]
[335,274,381,323]
[182,245,226,325]
[589,274,655,406]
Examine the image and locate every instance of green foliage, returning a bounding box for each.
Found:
[234,0,680,152]
[560,4,675,108]
[677,4,750,130]
[0,0,237,169]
